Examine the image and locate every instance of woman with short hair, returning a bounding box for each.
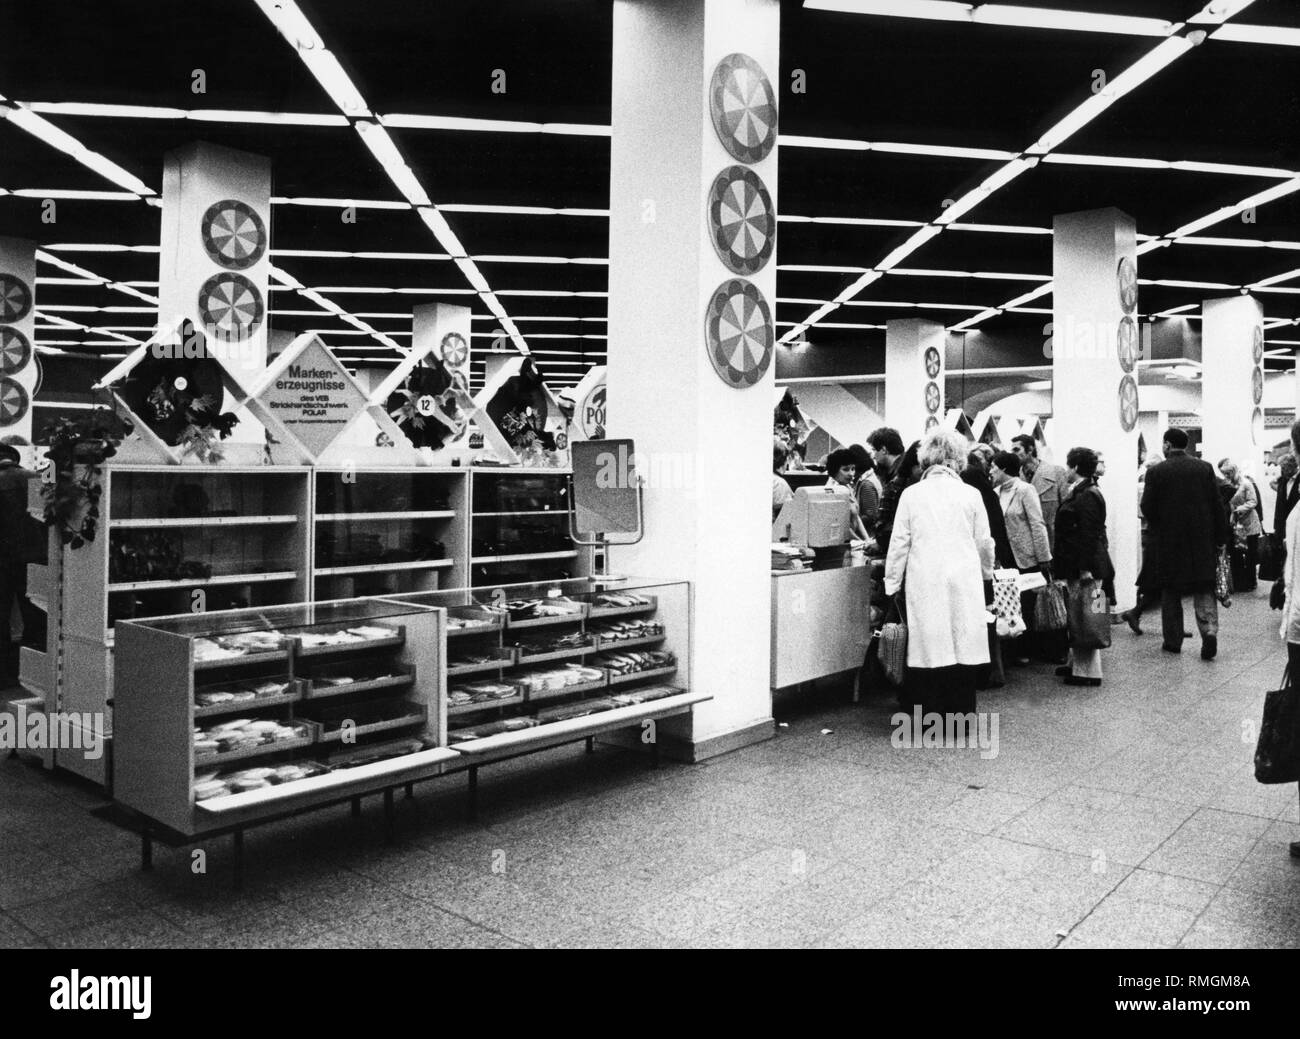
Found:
[1220,458,1262,593]
[1053,446,1114,687]
[1274,421,1300,860]
[883,431,996,713]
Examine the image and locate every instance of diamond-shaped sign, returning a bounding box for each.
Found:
[248,334,371,459]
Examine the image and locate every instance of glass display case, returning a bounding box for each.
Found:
[113,597,448,836]
[469,469,582,587]
[381,577,694,754]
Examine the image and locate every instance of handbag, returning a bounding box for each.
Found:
[1034,580,1069,631]
[1066,577,1112,651]
[1271,574,1286,611]
[1215,546,1234,604]
[877,596,908,687]
[1258,533,1283,583]
[1254,666,1300,784]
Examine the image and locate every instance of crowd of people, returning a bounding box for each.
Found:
[774,423,1296,715]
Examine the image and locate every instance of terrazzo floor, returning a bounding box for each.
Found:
[2,590,1297,949]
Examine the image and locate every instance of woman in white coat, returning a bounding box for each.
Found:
[884,430,997,713]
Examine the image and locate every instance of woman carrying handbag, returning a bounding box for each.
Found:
[1052,447,1114,688]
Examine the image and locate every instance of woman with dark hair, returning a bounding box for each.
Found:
[1053,446,1114,687]
[874,440,921,557]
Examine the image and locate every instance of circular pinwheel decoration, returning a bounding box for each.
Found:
[440,331,469,368]
[924,346,941,379]
[709,53,778,164]
[0,377,30,426]
[708,166,775,276]
[0,274,32,324]
[199,273,264,339]
[705,279,773,389]
[1117,257,1138,314]
[1118,375,1139,432]
[0,326,32,375]
[1117,317,1138,373]
[1252,366,1264,406]
[201,199,267,270]
[925,416,940,432]
[1252,325,1264,365]
[924,381,941,414]
[1252,406,1265,445]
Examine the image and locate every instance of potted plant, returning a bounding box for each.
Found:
[40,409,132,549]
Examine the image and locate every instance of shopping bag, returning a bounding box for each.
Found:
[1066,578,1112,651]
[1034,580,1069,631]
[1254,667,1300,784]
[1215,546,1234,605]
[877,597,908,687]
[990,568,1024,635]
[1258,533,1283,583]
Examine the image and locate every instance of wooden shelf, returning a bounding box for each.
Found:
[512,643,594,667]
[606,665,678,687]
[193,689,301,718]
[506,610,587,630]
[447,693,524,716]
[303,672,414,699]
[472,510,571,518]
[193,733,315,768]
[449,690,709,755]
[522,677,609,703]
[593,633,666,652]
[109,571,299,593]
[111,515,299,530]
[586,601,656,620]
[194,649,291,672]
[313,709,426,744]
[295,632,405,659]
[447,655,515,678]
[314,559,453,576]
[316,511,456,522]
[447,622,502,638]
[471,550,577,564]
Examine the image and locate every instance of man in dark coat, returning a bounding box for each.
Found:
[1140,428,1230,659]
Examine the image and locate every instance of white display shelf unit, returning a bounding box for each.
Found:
[114,598,445,837]
[107,579,699,872]
[27,463,589,787]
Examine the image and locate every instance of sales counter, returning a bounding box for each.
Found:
[770,557,872,696]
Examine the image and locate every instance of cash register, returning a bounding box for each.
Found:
[771,485,852,571]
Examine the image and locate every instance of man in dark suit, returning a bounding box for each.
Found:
[1140,428,1230,659]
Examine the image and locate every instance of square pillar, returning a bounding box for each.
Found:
[885,318,946,442]
[606,0,780,758]
[0,237,37,443]
[1201,294,1265,476]
[1052,207,1139,607]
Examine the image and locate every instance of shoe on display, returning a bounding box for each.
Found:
[1201,636,1217,661]
[1120,610,1142,635]
[1054,665,1071,677]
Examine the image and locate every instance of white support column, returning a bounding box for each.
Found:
[1201,295,1265,478]
[606,0,780,758]
[885,318,946,443]
[0,237,37,443]
[1052,207,1139,608]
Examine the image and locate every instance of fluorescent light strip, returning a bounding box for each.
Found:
[1212,23,1300,46]
[1253,268,1300,289]
[804,1,1175,38]
[381,113,608,136]
[0,104,155,196]
[1156,303,1199,317]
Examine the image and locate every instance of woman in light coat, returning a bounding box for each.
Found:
[1220,459,1262,592]
[1275,421,1300,862]
[884,430,996,713]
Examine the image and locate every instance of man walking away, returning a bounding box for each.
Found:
[1141,428,1229,660]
